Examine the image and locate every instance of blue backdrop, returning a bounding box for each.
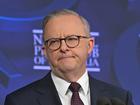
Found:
[0,0,140,105]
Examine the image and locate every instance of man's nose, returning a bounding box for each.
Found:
[60,40,69,52]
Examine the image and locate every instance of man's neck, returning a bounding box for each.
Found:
[52,69,86,82]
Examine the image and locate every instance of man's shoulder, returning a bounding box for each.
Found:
[6,72,51,99]
[89,76,130,99]
[89,76,134,105]
[7,78,43,98]
[4,72,62,105]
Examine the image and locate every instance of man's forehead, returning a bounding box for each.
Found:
[43,14,88,40]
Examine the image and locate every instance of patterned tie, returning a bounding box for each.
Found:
[69,82,84,105]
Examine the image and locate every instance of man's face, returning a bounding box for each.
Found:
[43,14,94,79]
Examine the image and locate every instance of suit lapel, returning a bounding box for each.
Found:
[34,72,62,105]
[89,75,109,105]
[32,72,109,105]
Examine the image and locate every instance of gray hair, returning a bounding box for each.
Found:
[42,9,90,40]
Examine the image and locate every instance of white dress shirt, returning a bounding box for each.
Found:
[51,71,91,105]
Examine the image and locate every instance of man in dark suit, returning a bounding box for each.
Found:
[4,9,134,105]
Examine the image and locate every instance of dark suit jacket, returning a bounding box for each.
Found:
[4,72,134,105]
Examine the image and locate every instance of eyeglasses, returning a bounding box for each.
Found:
[44,35,90,51]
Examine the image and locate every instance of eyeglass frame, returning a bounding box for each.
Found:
[44,35,90,51]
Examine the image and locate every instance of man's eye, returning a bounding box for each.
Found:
[50,40,59,44]
[48,39,59,46]
[68,37,78,41]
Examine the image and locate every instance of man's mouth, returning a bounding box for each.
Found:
[58,56,74,60]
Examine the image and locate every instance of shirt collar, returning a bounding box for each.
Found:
[51,70,89,96]
[77,70,89,95]
[51,72,70,96]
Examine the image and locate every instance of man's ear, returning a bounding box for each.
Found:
[88,37,94,54]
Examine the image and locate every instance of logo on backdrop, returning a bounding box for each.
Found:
[32,29,100,72]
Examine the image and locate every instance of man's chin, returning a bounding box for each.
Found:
[58,65,77,72]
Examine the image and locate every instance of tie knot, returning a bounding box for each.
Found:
[69,82,81,92]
